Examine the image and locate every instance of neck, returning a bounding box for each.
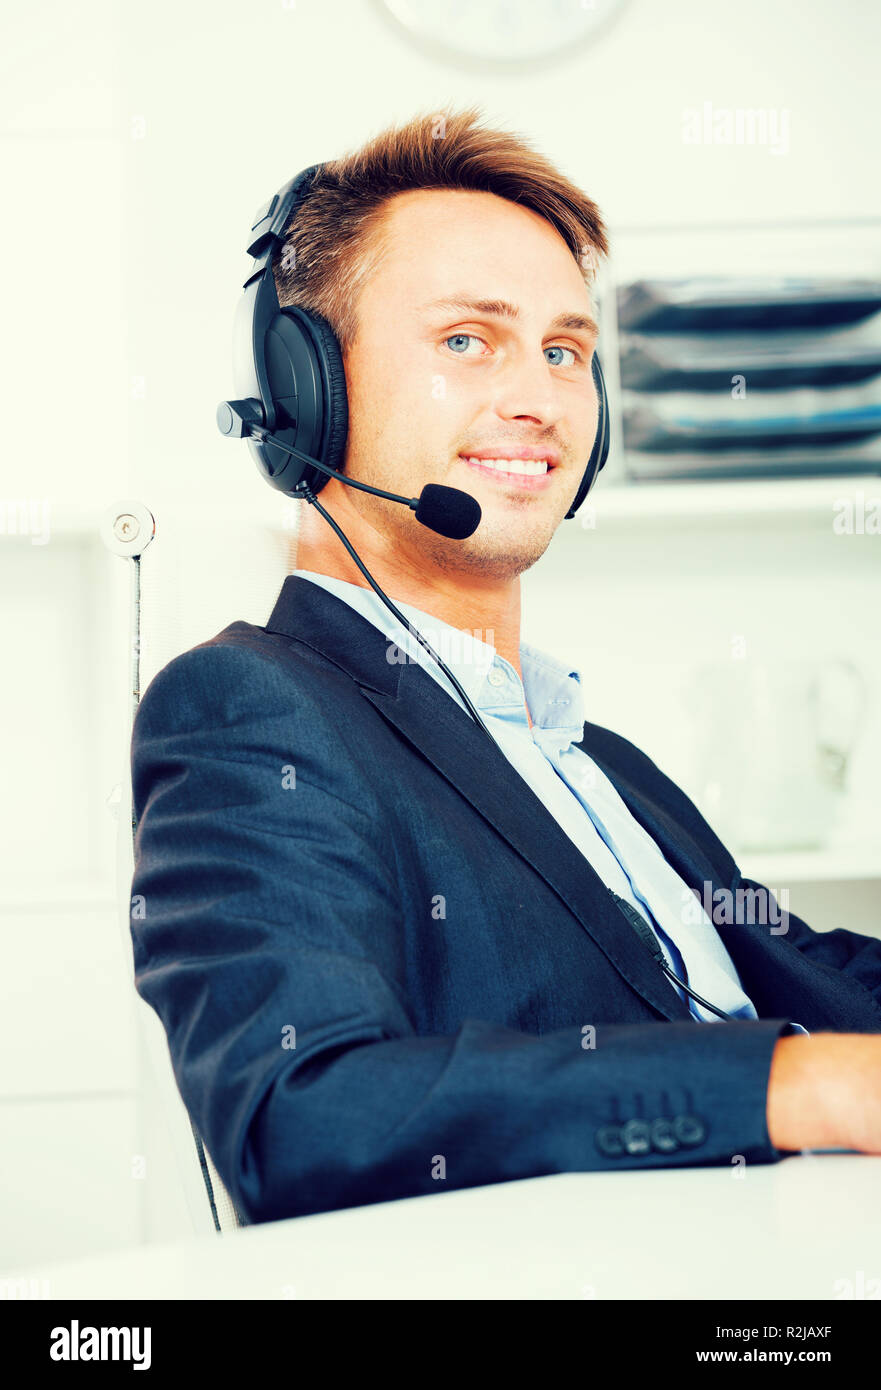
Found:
[293,480,526,682]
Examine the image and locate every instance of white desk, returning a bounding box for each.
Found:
[8,1154,881,1300]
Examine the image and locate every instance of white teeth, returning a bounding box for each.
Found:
[465,457,549,475]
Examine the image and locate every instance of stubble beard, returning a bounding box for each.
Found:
[346,441,558,581]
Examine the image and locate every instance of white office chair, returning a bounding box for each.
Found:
[103,494,296,1235]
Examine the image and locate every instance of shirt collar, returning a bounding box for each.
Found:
[290,569,585,752]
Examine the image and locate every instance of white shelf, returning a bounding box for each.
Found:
[737,843,881,885]
[580,473,881,526]
[42,476,881,538]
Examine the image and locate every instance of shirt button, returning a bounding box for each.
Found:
[594,1125,624,1158]
[487,668,506,687]
[650,1117,680,1154]
[672,1114,707,1147]
[620,1119,652,1156]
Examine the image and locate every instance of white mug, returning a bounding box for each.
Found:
[685,658,866,852]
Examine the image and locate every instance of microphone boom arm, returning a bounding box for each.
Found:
[250,427,421,511]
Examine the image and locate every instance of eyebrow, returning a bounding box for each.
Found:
[418,296,600,340]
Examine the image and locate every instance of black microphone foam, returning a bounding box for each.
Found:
[414,484,482,540]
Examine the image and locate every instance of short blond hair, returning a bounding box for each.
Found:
[272,105,608,354]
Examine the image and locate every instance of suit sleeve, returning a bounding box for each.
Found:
[734,874,881,1013]
[131,642,800,1225]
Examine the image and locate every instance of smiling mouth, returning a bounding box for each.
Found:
[460,455,556,489]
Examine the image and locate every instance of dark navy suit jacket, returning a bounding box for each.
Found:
[130,574,881,1224]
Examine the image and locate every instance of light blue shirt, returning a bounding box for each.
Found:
[292,569,807,1034]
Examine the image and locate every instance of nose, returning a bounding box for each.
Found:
[490,346,568,432]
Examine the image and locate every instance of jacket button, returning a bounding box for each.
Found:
[650,1117,680,1153]
[673,1113,707,1147]
[621,1119,652,1155]
[595,1125,624,1157]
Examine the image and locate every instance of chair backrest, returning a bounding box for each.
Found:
[195,1121,248,1232]
[114,730,242,1235]
[107,495,297,1234]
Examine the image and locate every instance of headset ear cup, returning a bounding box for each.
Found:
[564,352,610,520]
[304,312,349,478]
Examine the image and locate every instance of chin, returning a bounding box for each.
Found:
[458,531,553,578]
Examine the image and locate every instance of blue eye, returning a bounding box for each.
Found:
[545,345,578,367]
[445,333,482,355]
[443,335,581,365]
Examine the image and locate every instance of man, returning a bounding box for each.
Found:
[130,108,881,1226]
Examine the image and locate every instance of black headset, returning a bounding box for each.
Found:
[218,162,610,519]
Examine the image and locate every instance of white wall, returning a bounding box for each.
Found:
[2,0,880,1270]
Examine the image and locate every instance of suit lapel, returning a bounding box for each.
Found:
[266,575,694,1022]
[576,737,730,902]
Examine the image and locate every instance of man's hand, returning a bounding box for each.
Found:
[767,1034,881,1153]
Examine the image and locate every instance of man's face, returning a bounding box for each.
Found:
[340,188,600,581]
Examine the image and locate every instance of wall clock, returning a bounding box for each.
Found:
[377,0,630,66]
